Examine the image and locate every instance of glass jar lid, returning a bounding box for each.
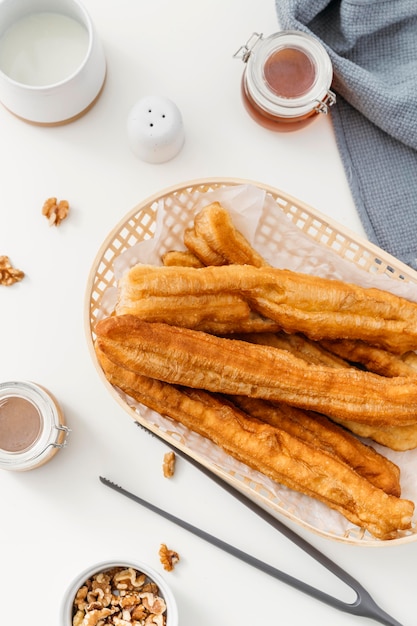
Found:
[238,31,335,119]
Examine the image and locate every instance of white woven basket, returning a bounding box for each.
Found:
[85,177,417,546]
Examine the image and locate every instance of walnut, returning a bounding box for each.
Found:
[140,593,166,615]
[42,196,70,226]
[142,582,159,595]
[114,568,146,590]
[112,618,131,626]
[131,605,147,621]
[162,451,176,478]
[145,615,165,626]
[72,609,85,626]
[159,544,180,572]
[0,256,24,286]
[72,566,167,626]
[81,607,114,626]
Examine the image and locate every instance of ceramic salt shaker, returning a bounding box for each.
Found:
[127,95,185,163]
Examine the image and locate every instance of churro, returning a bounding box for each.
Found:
[193,201,267,267]
[228,395,401,496]
[95,316,417,427]
[116,264,417,353]
[95,345,414,540]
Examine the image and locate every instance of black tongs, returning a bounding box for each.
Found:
[100,423,405,626]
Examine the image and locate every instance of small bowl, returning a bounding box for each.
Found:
[0,0,106,125]
[60,559,179,626]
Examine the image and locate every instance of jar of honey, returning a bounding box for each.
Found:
[234,31,336,131]
[0,381,70,471]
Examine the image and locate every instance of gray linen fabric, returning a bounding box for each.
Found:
[274,0,417,269]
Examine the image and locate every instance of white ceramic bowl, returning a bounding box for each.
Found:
[60,559,179,626]
[0,0,106,125]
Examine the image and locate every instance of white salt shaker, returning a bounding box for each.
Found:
[127,95,185,163]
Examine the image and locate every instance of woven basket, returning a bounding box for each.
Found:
[85,177,417,546]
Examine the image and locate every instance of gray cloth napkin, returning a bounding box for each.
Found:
[274,0,417,270]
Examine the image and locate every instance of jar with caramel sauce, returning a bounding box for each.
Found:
[234,31,336,131]
[0,381,70,471]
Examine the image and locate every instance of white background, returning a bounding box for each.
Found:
[0,1,415,625]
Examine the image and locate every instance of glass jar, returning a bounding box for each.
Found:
[0,380,70,471]
[234,31,336,131]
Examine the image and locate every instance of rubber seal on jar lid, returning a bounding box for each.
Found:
[245,30,334,118]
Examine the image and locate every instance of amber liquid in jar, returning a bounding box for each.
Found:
[243,46,319,131]
[0,396,41,452]
[0,381,69,471]
[238,31,335,132]
[242,80,319,131]
[264,47,316,98]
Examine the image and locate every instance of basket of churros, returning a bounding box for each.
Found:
[85,177,417,545]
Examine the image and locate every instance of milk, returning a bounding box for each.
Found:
[0,12,89,86]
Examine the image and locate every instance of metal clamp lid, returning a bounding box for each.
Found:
[52,424,71,449]
[314,89,337,115]
[233,32,263,63]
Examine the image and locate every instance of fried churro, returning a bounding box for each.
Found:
[228,395,401,496]
[116,263,417,353]
[321,339,417,378]
[115,292,250,328]
[328,418,417,452]
[241,331,348,368]
[95,345,414,540]
[243,331,417,450]
[192,202,268,267]
[95,316,417,427]
[183,226,226,266]
[162,250,204,268]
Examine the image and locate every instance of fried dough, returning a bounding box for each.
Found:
[328,418,417,452]
[115,292,250,327]
[162,250,204,268]
[116,264,417,353]
[229,396,401,496]
[95,346,414,540]
[193,202,267,267]
[95,316,417,426]
[183,227,226,266]
[241,331,349,368]
[321,339,417,378]
[243,332,417,450]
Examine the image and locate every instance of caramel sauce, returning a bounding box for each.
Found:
[264,47,316,98]
[0,396,41,452]
[241,80,318,132]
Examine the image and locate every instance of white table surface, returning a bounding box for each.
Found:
[1,1,415,625]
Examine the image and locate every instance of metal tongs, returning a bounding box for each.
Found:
[100,423,405,626]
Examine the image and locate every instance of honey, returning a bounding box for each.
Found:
[0,396,42,452]
[0,381,70,471]
[234,31,336,131]
[264,47,316,98]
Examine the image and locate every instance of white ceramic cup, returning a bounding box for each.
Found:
[60,559,179,626]
[0,0,106,124]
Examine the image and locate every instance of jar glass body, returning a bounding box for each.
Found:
[0,380,69,471]
[236,31,336,131]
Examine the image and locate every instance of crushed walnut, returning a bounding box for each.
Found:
[42,196,70,226]
[72,566,167,626]
[0,256,24,286]
[162,451,176,478]
[159,544,180,572]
